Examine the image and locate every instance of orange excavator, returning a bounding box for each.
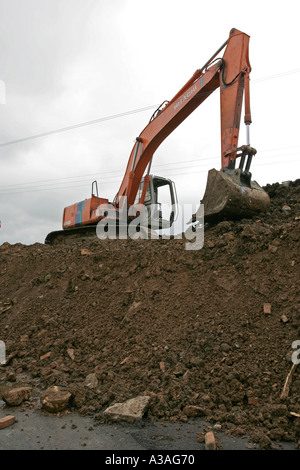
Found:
[45,28,270,245]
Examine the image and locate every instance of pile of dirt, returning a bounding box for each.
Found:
[0,179,300,449]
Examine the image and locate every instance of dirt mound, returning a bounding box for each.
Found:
[0,179,300,448]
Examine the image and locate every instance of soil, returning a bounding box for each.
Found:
[0,179,300,450]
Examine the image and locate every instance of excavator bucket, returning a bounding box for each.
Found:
[199,168,270,222]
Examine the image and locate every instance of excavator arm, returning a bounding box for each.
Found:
[116,28,253,208]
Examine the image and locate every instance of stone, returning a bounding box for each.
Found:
[67,348,75,360]
[80,249,93,256]
[40,386,71,413]
[103,395,151,422]
[84,373,98,389]
[2,387,32,406]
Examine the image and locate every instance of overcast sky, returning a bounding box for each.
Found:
[0,0,299,245]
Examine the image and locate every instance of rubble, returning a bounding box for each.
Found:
[103,395,151,422]
[2,386,32,406]
[205,431,217,450]
[0,179,299,445]
[0,415,15,429]
[40,386,71,413]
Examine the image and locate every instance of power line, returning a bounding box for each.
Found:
[0,147,299,192]
[252,68,300,83]
[0,155,299,196]
[0,67,300,149]
[0,104,159,148]
[0,145,300,191]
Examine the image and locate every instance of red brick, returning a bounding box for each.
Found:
[263,303,271,314]
[0,415,15,430]
[205,431,216,450]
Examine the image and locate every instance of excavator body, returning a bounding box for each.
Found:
[45,28,270,245]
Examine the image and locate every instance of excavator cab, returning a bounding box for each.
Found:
[134,175,178,229]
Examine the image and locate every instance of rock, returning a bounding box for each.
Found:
[84,373,98,389]
[2,387,32,406]
[281,314,289,323]
[103,395,151,422]
[40,386,71,413]
[67,348,75,360]
[80,249,93,256]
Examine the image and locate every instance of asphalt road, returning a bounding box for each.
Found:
[0,408,295,452]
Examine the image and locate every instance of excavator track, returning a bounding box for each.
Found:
[45,224,153,245]
[45,225,98,245]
